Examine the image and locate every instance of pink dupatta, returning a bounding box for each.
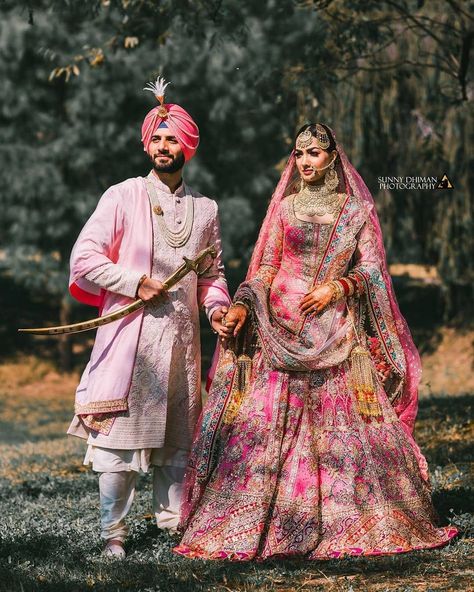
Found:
[245,136,421,436]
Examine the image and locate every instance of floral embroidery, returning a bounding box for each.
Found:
[177,354,456,560]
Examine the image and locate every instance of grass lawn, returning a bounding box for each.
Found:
[0,357,472,592]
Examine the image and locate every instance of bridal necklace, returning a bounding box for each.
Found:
[294,181,343,218]
[145,179,194,248]
[294,150,343,218]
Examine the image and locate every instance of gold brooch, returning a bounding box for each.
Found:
[157,105,168,118]
[153,205,163,216]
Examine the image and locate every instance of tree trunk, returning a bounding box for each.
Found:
[442,282,474,326]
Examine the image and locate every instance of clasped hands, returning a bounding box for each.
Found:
[211,305,246,343]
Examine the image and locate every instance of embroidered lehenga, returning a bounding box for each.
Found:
[174,133,457,560]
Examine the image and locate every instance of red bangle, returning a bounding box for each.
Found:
[338,277,352,296]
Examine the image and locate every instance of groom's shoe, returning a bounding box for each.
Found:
[103,538,126,559]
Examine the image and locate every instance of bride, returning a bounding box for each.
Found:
[174,123,457,560]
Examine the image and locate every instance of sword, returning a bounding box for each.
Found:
[18,245,217,336]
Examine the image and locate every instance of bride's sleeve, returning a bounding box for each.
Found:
[233,202,284,306]
[332,216,380,299]
[252,204,284,289]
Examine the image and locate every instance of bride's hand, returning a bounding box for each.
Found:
[300,284,334,315]
[224,304,248,337]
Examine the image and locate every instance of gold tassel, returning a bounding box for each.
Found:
[222,354,252,425]
[350,345,383,423]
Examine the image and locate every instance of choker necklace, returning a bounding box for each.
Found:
[294,182,343,218]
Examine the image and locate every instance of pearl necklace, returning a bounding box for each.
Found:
[145,180,194,248]
[294,182,343,218]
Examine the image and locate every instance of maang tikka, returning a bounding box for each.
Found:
[296,123,331,151]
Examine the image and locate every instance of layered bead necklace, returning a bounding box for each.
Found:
[145,179,194,248]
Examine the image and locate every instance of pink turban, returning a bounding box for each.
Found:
[141,103,200,162]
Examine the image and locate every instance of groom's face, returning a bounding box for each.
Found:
[148,128,185,173]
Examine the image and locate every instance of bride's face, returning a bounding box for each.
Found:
[295,136,337,184]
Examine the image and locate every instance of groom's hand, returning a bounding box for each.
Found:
[138,278,168,305]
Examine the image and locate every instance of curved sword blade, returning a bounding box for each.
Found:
[18,299,146,335]
[19,244,217,336]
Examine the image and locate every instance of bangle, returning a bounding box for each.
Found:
[135,274,148,298]
[347,273,364,296]
[327,280,344,302]
[338,277,354,297]
[231,300,250,314]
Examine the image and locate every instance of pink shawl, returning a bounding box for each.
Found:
[69,176,231,434]
[69,178,152,432]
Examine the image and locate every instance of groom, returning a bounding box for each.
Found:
[67,78,232,558]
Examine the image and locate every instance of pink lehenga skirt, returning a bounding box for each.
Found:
[174,349,457,560]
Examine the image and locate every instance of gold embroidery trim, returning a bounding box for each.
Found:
[75,397,128,415]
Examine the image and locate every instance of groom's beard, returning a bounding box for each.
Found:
[150,151,185,174]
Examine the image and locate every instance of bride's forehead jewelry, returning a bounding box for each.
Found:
[296,123,331,151]
[296,129,313,150]
[314,124,331,149]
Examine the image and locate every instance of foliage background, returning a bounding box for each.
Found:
[0,0,472,350]
[0,2,472,590]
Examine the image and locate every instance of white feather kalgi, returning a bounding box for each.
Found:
[143,76,171,102]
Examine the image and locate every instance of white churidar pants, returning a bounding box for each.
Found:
[84,445,187,542]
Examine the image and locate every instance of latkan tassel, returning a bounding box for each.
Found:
[223,354,252,425]
[350,345,383,423]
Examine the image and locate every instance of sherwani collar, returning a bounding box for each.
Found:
[147,170,187,198]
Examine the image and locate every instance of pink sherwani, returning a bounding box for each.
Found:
[67,172,230,453]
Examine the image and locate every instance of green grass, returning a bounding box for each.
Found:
[0,361,472,592]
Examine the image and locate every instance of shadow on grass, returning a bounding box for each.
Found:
[433,487,474,524]
[0,533,87,562]
[0,544,467,592]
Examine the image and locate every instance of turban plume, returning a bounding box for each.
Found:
[141,103,200,162]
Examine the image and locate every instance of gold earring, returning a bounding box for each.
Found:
[324,160,339,192]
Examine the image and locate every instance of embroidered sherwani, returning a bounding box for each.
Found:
[68,172,231,463]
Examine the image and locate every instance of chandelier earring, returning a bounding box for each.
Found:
[324,159,339,192]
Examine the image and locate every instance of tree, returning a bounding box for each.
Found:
[0,0,471,374]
